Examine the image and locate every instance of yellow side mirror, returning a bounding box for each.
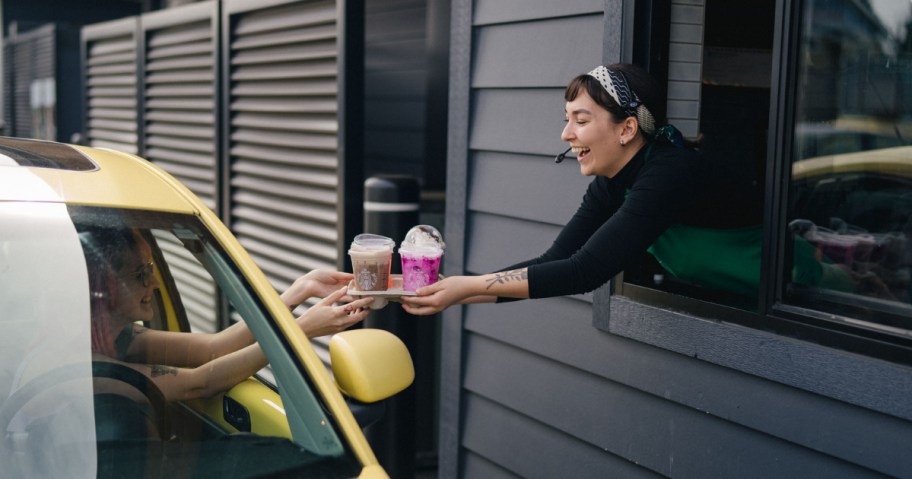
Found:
[329,329,415,403]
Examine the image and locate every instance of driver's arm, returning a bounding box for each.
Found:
[124,322,256,368]
[120,342,268,402]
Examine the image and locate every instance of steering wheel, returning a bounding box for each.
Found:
[0,361,170,448]
[92,361,170,441]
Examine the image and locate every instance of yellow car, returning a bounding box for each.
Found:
[0,136,413,478]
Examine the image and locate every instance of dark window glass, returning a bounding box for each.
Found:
[623,1,775,311]
[785,0,912,333]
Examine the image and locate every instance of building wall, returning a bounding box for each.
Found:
[441,0,912,477]
[363,0,428,181]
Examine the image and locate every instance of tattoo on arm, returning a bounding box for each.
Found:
[485,269,528,290]
[150,365,178,377]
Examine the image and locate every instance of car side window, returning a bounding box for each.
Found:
[65,207,357,472]
[151,229,219,334]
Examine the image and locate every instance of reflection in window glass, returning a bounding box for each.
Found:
[787,0,912,328]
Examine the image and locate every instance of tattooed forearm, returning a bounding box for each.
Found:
[485,269,528,290]
[150,365,178,377]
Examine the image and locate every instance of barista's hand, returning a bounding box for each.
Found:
[297,287,374,338]
[400,276,473,316]
[282,270,355,309]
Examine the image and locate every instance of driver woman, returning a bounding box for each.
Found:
[82,226,374,402]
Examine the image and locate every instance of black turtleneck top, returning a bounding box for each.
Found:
[499,139,760,299]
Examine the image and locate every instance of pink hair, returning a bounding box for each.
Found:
[83,227,140,357]
[89,267,119,356]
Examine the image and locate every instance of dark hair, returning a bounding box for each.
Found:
[565,63,666,127]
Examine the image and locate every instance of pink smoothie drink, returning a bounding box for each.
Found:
[399,244,443,291]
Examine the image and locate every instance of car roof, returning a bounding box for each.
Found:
[792,145,912,181]
[0,137,198,215]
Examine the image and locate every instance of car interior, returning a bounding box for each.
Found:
[68,206,363,475]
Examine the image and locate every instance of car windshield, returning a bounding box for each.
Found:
[0,204,360,478]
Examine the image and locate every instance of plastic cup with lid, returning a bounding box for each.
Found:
[399,225,445,292]
[349,233,395,291]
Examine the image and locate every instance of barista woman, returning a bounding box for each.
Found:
[401,63,767,315]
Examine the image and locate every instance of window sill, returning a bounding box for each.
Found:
[592,284,912,421]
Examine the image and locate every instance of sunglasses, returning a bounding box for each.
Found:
[130,262,155,287]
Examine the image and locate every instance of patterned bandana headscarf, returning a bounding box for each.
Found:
[587,66,656,136]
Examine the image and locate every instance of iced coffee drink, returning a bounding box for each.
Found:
[399,225,445,292]
[349,234,395,291]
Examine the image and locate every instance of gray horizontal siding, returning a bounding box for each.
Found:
[461,451,520,479]
[462,393,662,478]
[469,89,566,156]
[471,15,604,88]
[667,0,703,138]
[467,151,590,224]
[443,2,621,477]
[473,0,603,26]
[464,213,559,272]
[446,0,912,477]
[464,298,912,478]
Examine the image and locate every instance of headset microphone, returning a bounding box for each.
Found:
[554,147,572,164]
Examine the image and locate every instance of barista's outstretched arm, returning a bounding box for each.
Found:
[400,269,527,315]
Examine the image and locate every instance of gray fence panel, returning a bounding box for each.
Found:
[225,0,342,363]
[140,2,220,334]
[82,17,139,153]
[141,1,219,211]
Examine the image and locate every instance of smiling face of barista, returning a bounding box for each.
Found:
[561,66,657,178]
[562,90,639,177]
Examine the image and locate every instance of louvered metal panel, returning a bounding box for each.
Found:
[225,0,341,316]
[9,25,55,139]
[82,17,139,153]
[140,4,221,335]
[142,2,219,211]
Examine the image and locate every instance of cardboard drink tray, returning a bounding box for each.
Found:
[348,274,416,299]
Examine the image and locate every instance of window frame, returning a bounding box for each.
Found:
[602,0,912,366]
